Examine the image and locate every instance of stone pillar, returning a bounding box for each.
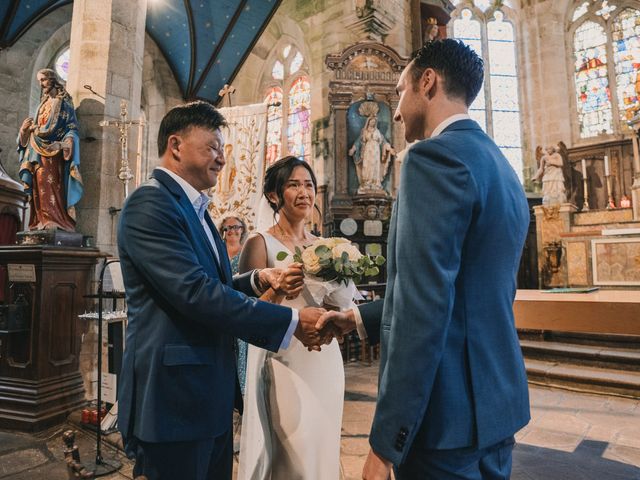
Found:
[519,1,572,176]
[628,118,640,220]
[65,0,148,255]
[329,91,353,217]
[533,203,577,288]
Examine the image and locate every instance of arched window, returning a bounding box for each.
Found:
[570,2,640,138]
[450,1,523,181]
[263,45,311,165]
[53,46,70,82]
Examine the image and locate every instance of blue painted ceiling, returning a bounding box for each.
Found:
[0,0,282,103]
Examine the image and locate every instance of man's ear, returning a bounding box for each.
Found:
[421,68,437,100]
[168,134,181,158]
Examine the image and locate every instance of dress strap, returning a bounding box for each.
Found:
[258,232,278,268]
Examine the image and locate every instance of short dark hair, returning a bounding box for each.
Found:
[263,156,318,213]
[409,39,484,107]
[157,101,227,156]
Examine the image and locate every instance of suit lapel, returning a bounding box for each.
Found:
[205,212,233,284]
[151,169,228,283]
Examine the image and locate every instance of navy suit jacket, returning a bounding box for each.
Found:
[365,119,530,465]
[117,168,292,446]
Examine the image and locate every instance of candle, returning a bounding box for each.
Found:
[581,159,587,179]
[604,155,610,177]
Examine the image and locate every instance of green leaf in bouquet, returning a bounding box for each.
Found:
[319,258,332,267]
[375,255,386,266]
[341,252,349,263]
[335,263,343,273]
[276,251,289,261]
[315,245,330,257]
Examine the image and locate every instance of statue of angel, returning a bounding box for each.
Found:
[533,142,570,205]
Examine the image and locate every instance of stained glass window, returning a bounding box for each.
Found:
[612,8,640,123]
[572,1,590,21]
[574,21,613,138]
[287,77,311,161]
[54,47,70,82]
[572,2,640,136]
[489,11,522,178]
[454,9,486,132]
[263,48,310,164]
[272,61,284,80]
[264,87,283,165]
[452,5,523,180]
[290,51,303,75]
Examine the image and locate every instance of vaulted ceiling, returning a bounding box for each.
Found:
[0,0,282,103]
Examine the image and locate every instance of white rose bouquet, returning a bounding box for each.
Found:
[276,237,385,308]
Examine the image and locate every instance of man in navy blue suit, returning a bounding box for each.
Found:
[117,101,325,480]
[320,39,530,479]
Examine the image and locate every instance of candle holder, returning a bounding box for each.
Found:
[582,176,590,211]
[605,174,615,209]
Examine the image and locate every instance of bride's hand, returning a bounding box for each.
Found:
[276,263,304,298]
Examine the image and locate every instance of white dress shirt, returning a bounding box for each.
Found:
[430,113,471,138]
[156,167,298,349]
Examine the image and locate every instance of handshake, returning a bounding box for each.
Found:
[257,266,359,351]
[297,307,357,351]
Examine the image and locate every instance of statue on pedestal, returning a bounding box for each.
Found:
[17,69,83,232]
[424,17,440,43]
[348,102,395,195]
[534,142,569,205]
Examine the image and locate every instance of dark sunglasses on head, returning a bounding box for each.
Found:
[223,225,244,232]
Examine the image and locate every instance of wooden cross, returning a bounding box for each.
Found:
[99,100,145,198]
[218,84,236,108]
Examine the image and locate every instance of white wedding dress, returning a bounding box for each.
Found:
[238,232,345,480]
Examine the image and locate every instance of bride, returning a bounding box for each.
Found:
[238,156,345,479]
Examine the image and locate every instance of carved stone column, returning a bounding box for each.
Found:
[628,116,640,220]
[329,91,354,217]
[66,0,148,254]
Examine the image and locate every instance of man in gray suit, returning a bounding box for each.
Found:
[319,39,530,479]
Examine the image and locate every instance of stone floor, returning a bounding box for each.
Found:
[1,360,639,479]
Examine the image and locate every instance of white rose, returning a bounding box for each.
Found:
[301,246,323,274]
[332,243,362,262]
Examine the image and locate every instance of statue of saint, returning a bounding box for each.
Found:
[534,142,569,205]
[217,142,237,198]
[17,68,83,231]
[424,18,440,43]
[349,115,395,194]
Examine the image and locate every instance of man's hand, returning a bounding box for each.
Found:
[362,448,392,480]
[297,307,327,351]
[258,263,304,297]
[315,309,357,336]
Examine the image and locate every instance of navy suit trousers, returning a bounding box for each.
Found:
[396,436,516,480]
[132,428,233,480]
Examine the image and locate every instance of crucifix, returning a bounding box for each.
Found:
[218,84,236,108]
[99,100,145,198]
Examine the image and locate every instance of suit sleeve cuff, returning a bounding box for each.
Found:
[351,306,368,340]
[250,269,263,296]
[278,309,299,350]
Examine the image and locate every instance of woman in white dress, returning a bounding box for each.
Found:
[238,156,345,480]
